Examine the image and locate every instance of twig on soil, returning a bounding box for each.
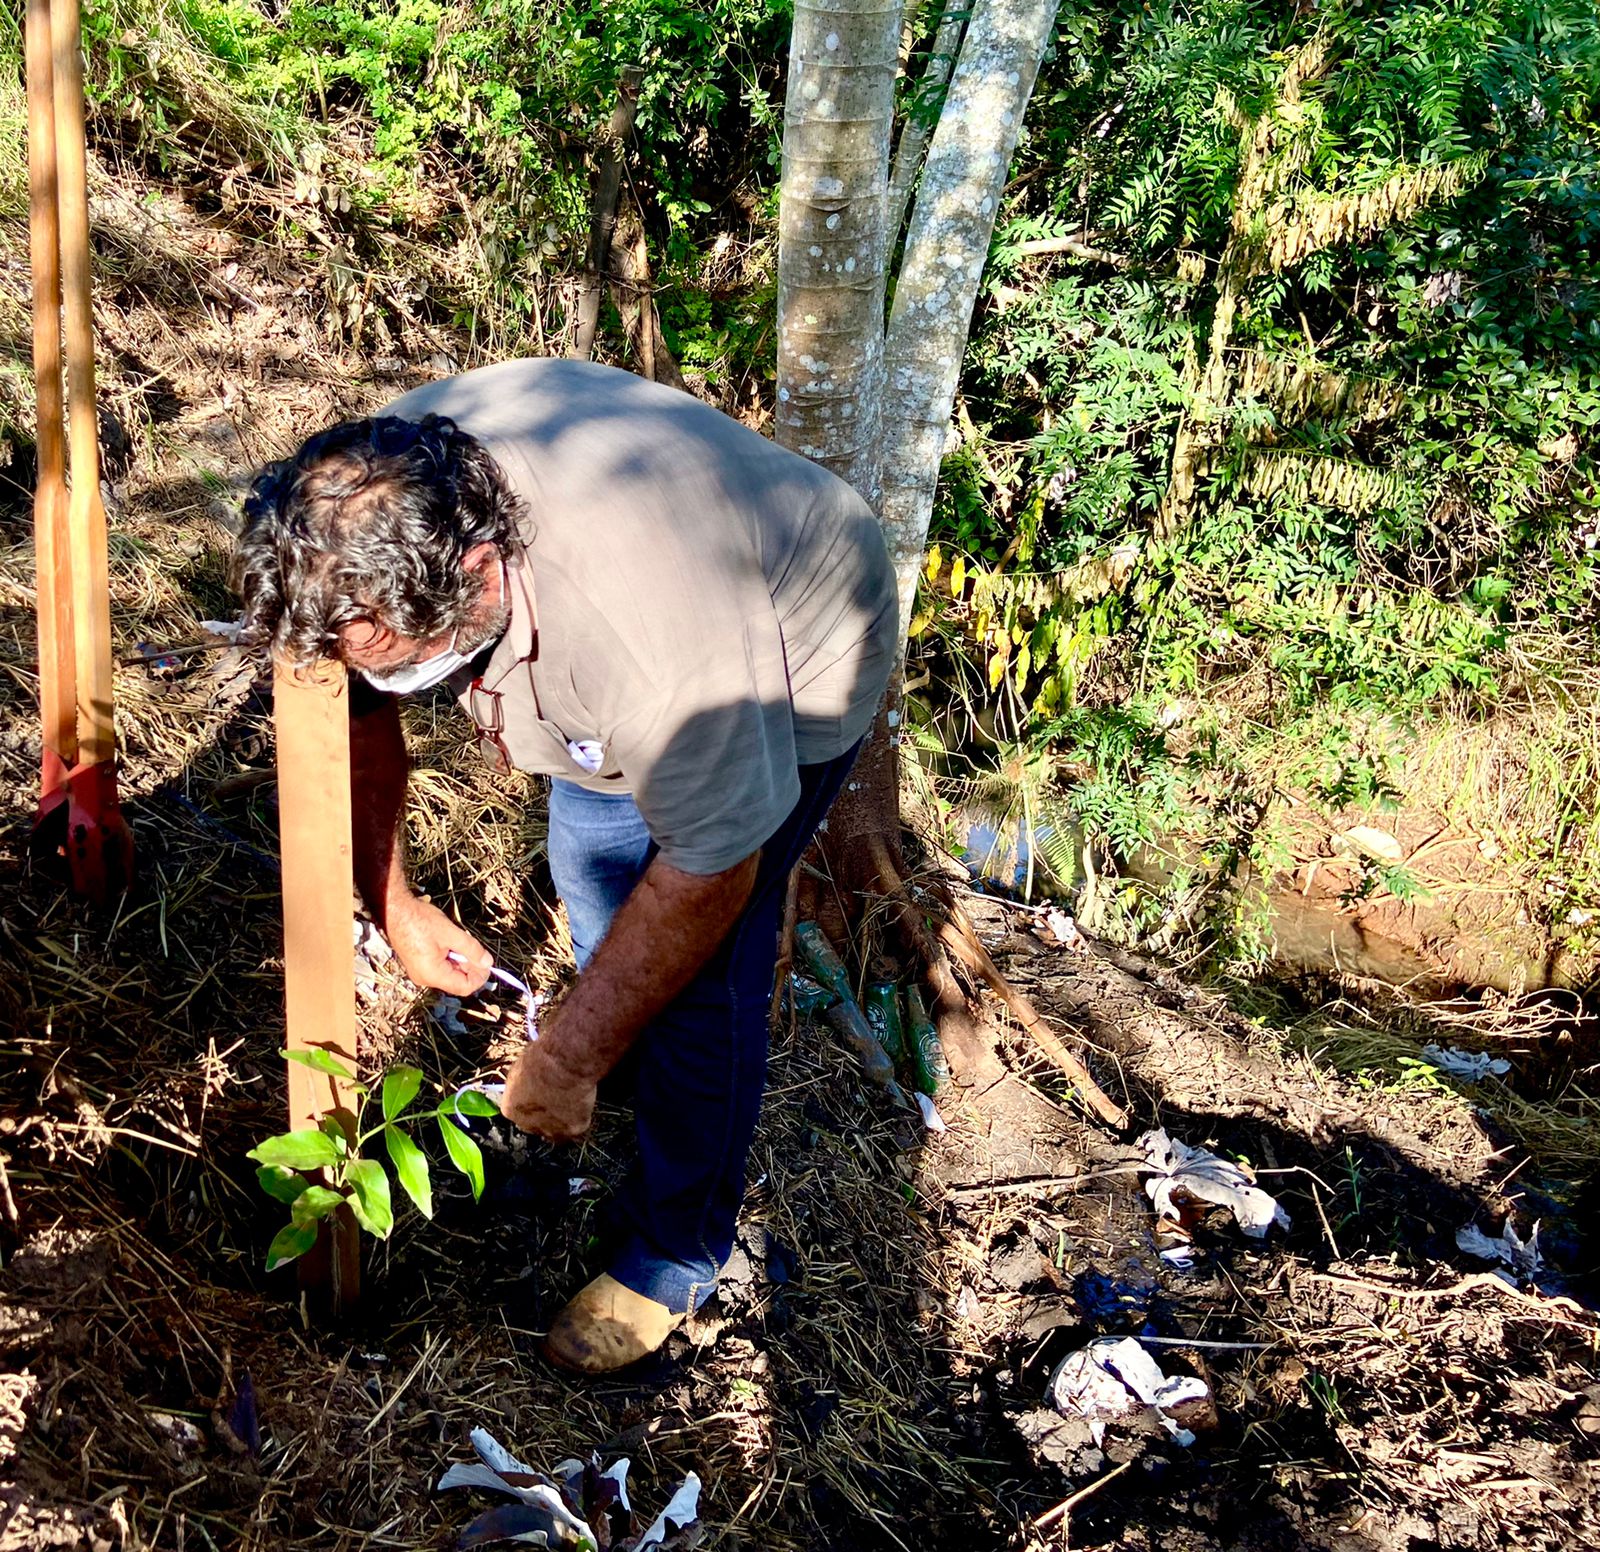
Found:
[0,1151,18,1229]
[1308,1269,1591,1318]
[946,1166,1144,1199]
[1030,1458,1134,1530]
[773,864,800,1025]
[1137,1335,1274,1351]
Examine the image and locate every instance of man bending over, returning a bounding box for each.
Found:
[235,359,897,1373]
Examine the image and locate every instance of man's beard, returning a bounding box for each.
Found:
[455,598,512,658]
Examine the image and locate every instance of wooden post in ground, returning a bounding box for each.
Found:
[24,0,75,806]
[273,658,361,1312]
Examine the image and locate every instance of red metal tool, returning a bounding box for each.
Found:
[26,0,132,902]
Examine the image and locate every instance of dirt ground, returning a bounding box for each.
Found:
[1,819,1597,1552]
[2,160,1599,1552]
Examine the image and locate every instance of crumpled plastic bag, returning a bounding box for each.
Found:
[1048,1336,1211,1447]
[1140,1128,1290,1239]
[1457,1219,1543,1286]
[1423,1043,1510,1081]
[438,1427,702,1550]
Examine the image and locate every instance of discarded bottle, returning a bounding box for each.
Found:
[788,972,835,1015]
[905,984,949,1096]
[863,979,905,1062]
[795,922,902,1097]
[794,922,853,1004]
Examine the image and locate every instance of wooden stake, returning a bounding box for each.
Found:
[24,0,74,801]
[49,0,113,773]
[41,0,132,901]
[273,658,361,1312]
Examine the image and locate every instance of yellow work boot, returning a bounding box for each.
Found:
[543,1273,684,1375]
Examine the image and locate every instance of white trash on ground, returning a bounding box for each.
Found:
[1140,1128,1291,1239]
[915,1092,948,1132]
[439,1427,702,1551]
[1048,1336,1211,1447]
[1044,909,1087,950]
[1423,1043,1511,1081]
[1457,1219,1544,1286]
[1330,825,1404,863]
[635,1474,702,1550]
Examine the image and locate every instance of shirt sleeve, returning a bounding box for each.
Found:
[606,607,800,875]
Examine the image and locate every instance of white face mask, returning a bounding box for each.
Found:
[360,558,508,695]
[360,636,472,695]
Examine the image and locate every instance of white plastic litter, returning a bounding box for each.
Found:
[1159,1244,1200,1273]
[552,1455,632,1512]
[1140,1128,1291,1239]
[1423,1043,1510,1081]
[635,1472,701,1550]
[438,1429,596,1544]
[915,1092,948,1132]
[603,1458,633,1512]
[1457,1219,1544,1286]
[199,618,245,643]
[352,918,394,964]
[467,1425,536,1479]
[1044,909,1086,949]
[1049,1337,1211,1447]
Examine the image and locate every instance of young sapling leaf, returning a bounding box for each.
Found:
[318,1115,352,1155]
[381,1064,424,1121]
[257,1163,311,1204]
[249,1129,341,1171]
[438,1108,486,1201]
[266,1220,319,1271]
[345,1158,394,1238]
[451,1089,500,1117]
[289,1184,346,1226]
[384,1125,433,1219]
[281,1046,359,1084]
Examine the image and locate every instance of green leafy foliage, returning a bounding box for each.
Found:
[248,1054,498,1271]
[912,0,1600,953]
[59,0,788,362]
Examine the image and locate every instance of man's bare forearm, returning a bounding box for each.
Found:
[349,696,412,924]
[545,852,760,1086]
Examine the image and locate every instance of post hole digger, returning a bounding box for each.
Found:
[25,0,133,902]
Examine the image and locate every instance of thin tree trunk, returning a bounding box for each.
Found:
[568,65,643,361]
[885,0,967,251]
[607,210,687,391]
[774,0,901,509]
[879,0,1061,632]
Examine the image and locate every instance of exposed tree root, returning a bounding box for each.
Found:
[863,835,1127,1128]
[937,892,1129,1127]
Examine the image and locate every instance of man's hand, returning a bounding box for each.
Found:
[501,1034,596,1144]
[384,893,492,993]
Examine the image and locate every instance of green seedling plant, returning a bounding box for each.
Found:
[248,1049,497,1271]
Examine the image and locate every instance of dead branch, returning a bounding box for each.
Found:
[1013,233,1131,267]
[607,210,687,390]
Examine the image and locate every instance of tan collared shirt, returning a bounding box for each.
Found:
[384,360,898,874]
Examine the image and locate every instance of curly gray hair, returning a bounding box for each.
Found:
[233,414,524,666]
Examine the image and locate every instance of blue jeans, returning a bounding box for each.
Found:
[546,746,859,1314]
